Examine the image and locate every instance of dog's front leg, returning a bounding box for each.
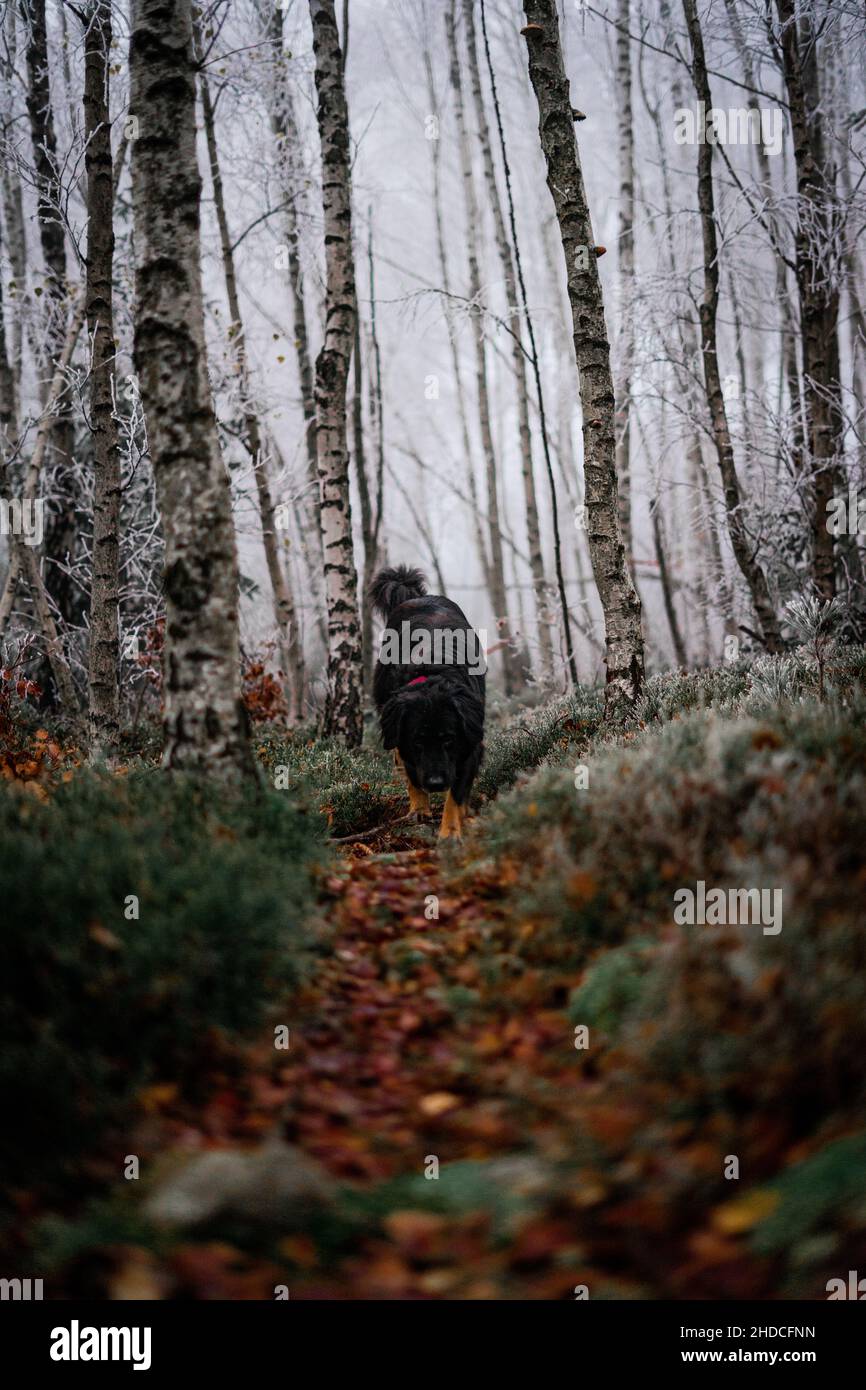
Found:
[395,751,431,818]
[439,791,464,840]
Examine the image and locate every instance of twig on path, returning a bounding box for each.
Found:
[329,812,430,845]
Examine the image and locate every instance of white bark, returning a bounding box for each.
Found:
[522,0,645,713]
[130,0,255,781]
[310,0,363,745]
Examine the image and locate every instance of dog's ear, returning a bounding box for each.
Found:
[380,694,404,750]
[452,684,484,745]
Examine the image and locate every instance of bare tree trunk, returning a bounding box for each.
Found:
[522,0,645,714]
[21,0,66,303]
[0,554,20,632]
[0,300,84,650]
[638,406,688,670]
[0,245,20,627]
[199,63,305,720]
[479,0,577,686]
[640,5,728,648]
[464,0,551,679]
[681,0,782,652]
[614,0,635,568]
[421,34,490,593]
[83,0,121,760]
[774,0,843,601]
[0,5,27,383]
[265,6,326,653]
[445,0,521,695]
[0,320,80,716]
[0,165,26,394]
[352,308,376,691]
[0,242,15,440]
[652,499,688,668]
[838,139,866,416]
[0,297,83,711]
[267,11,319,508]
[722,0,800,445]
[21,0,80,650]
[309,0,363,746]
[367,215,385,565]
[130,0,255,782]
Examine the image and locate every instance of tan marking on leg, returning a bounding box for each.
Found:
[407,781,431,816]
[395,751,430,816]
[439,791,464,840]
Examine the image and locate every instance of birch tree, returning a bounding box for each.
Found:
[309,0,363,746]
[130,0,255,781]
[522,0,645,712]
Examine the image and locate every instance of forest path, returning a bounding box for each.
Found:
[278,833,566,1181]
[245,828,593,1296]
[104,813,777,1299]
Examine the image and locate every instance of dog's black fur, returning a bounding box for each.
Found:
[371,566,485,820]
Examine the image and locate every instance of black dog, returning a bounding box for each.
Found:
[370,566,485,839]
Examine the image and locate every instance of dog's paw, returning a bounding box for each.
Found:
[438,824,462,841]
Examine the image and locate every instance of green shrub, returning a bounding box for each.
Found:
[568,940,653,1037]
[0,771,325,1187]
[476,671,866,1123]
[255,731,399,836]
[474,688,601,801]
[748,1133,866,1256]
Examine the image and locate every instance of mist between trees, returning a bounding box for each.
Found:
[0,0,863,765]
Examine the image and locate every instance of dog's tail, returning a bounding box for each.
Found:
[369,564,428,618]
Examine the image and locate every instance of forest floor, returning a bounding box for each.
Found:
[4,650,866,1299]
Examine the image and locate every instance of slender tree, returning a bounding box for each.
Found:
[266,6,321,546]
[20,0,81,651]
[775,0,843,601]
[464,0,551,678]
[420,26,490,591]
[445,0,521,694]
[614,0,635,567]
[522,0,645,713]
[198,62,305,719]
[309,0,363,746]
[352,301,376,690]
[83,0,121,759]
[130,0,255,781]
[479,0,577,686]
[681,0,782,652]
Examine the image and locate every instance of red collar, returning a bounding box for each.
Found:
[407,675,428,687]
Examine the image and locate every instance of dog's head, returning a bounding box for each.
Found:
[380,676,483,793]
